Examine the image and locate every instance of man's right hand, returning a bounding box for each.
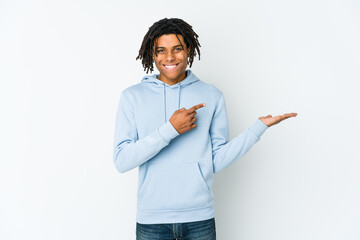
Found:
[169,103,206,134]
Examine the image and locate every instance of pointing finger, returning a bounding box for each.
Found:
[187,103,206,114]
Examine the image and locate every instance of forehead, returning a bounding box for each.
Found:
[155,34,185,48]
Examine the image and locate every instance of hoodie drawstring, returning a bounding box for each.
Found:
[163,83,166,124]
[163,82,181,124]
[178,82,181,110]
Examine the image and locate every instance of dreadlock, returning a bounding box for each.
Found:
[136,18,201,74]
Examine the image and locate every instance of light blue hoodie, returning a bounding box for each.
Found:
[113,70,268,224]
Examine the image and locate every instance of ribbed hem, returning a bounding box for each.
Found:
[158,121,180,143]
[248,119,268,137]
[136,204,215,224]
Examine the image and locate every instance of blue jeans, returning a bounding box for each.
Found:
[136,218,216,240]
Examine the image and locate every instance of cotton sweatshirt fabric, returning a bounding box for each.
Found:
[113,69,268,224]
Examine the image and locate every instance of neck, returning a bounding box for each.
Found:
[158,71,187,86]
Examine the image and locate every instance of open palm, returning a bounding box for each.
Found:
[259,112,298,127]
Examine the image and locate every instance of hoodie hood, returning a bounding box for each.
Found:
[141,70,200,124]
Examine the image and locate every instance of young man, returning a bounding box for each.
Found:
[113,18,297,240]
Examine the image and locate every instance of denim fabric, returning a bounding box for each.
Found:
[136,218,216,240]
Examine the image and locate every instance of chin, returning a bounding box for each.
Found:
[162,71,179,77]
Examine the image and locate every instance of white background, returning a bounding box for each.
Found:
[1,0,359,239]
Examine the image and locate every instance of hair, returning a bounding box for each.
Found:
[136,18,201,74]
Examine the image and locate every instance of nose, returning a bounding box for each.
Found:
[165,51,175,61]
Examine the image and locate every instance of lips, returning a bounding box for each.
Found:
[163,63,179,70]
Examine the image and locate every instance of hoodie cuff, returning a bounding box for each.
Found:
[248,119,268,137]
[158,121,180,143]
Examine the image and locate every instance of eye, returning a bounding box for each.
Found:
[174,47,183,52]
[156,49,165,53]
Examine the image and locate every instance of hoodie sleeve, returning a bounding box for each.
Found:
[113,92,179,173]
[210,94,268,173]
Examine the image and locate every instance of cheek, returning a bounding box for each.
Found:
[179,54,188,62]
[153,58,160,66]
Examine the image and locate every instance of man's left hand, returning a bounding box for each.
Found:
[259,112,298,127]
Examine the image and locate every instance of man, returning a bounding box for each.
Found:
[113,18,297,240]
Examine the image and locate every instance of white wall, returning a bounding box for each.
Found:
[1,0,359,239]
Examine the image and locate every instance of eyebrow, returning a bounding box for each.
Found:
[155,44,184,49]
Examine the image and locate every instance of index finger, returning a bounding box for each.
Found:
[186,103,206,114]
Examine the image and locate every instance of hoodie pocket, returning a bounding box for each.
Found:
[138,161,212,211]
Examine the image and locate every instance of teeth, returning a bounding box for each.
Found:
[164,64,177,69]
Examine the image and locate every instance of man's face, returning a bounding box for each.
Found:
[153,34,189,85]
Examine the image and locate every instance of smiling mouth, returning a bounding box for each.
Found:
[163,63,180,70]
